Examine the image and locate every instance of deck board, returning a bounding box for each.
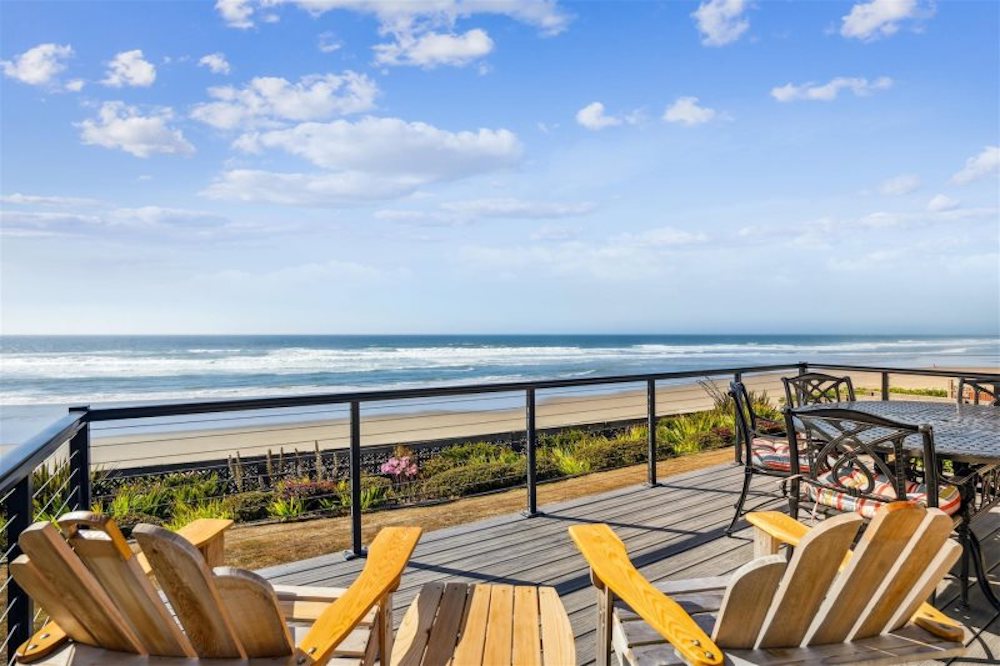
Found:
[258,462,1000,664]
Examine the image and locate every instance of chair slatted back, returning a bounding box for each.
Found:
[754,513,863,648]
[132,524,248,659]
[783,372,856,408]
[57,512,196,658]
[214,567,295,658]
[957,377,1000,406]
[711,502,959,651]
[14,514,298,661]
[15,522,146,655]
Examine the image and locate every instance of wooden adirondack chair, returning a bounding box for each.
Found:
[570,502,967,666]
[10,511,421,665]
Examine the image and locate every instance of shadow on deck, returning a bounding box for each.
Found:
[258,463,1000,665]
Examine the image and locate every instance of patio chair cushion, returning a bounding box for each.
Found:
[805,469,962,518]
[750,437,792,472]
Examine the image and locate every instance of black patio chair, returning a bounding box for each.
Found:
[782,371,856,407]
[785,406,995,607]
[956,377,1000,406]
[725,381,790,535]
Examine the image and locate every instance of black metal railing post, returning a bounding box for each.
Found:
[346,400,365,559]
[881,372,891,401]
[797,362,808,376]
[5,475,34,657]
[646,379,658,486]
[68,406,91,511]
[733,371,743,464]
[525,388,539,517]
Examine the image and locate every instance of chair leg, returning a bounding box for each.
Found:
[958,523,971,608]
[726,470,753,536]
[378,593,393,665]
[595,586,614,666]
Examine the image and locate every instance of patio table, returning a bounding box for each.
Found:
[795,399,1000,610]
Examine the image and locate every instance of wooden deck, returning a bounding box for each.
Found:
[258,463,1000,665]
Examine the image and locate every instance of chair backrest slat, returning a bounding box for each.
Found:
[712,555,786,649]
[804,503,927,645]
[17,522,146,654]
[783,373,856,408]
[755,512,863,649]
[887,539,963,636]
[133,524,246,659]
[9,554,97,647]
[850,509,954,640]
[59,513,196,658]
[214,567,295,658]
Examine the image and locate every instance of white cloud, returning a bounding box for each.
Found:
[441,198,595,219]
[216,0,255,28]
[0,193,102,207]
[771,76,892,102]
[77,102,195,158]
[234,116,521,176]
[318,31,342,53]
[952,146,1000,185]
[216,0,571,35]
[692,0,751,46]
[840,0,925,41]
[376,198,595,225]
[202,169,424,204]
[927,194,959,212]
[0,204,231,237]
[662,96,717,126]
[576,102,621,130]
[374,28,494,68]
[216,1,568,69]
[1,43,73,87]
[65,79,85,92]
[879,174,921,195]
[206,117,521,205]
[191,72,378,129]
[198,52,231,75]
[102,50,156,87]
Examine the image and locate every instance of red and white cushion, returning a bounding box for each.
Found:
[750,437,792,473]
[805,468,962,518]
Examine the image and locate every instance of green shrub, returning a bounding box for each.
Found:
[112,512,164,536]
[539,428,592,450]
[167,499,233,531]
[422,459,526,500]
[573,435,647,471]
[422,441,521,477]
[548,446,591,476]
[278,479,340,511]
[269,496,305,520]
[335,476,392,510]
[226,490,274,522]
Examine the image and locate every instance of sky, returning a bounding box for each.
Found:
[0,0,998,336]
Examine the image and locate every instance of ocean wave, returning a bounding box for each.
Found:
[1,337,996,381]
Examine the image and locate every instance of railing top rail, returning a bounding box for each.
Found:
[0,411,86,495]
[807,363,1000,380]
[84,362,804,422]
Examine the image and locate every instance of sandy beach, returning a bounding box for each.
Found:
[82,368,994,470]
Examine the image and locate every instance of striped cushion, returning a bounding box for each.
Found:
[750,437,791,472]
[805,468,962,518]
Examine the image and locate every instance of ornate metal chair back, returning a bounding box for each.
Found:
[785,407,939,511]
[956,377,1000,406]
[783,372,856,408]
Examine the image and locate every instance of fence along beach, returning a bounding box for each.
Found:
[84,368,984,470]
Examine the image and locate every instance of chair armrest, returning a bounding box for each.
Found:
[569,524,722,666]
[745,511,963,642]
[298,526,421,664]
[746,511,808,549]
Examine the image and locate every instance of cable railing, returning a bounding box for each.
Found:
[1,360,998,661]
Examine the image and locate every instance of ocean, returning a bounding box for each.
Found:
[2,334,998,445]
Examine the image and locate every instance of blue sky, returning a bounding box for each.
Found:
[1,0,997,335]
